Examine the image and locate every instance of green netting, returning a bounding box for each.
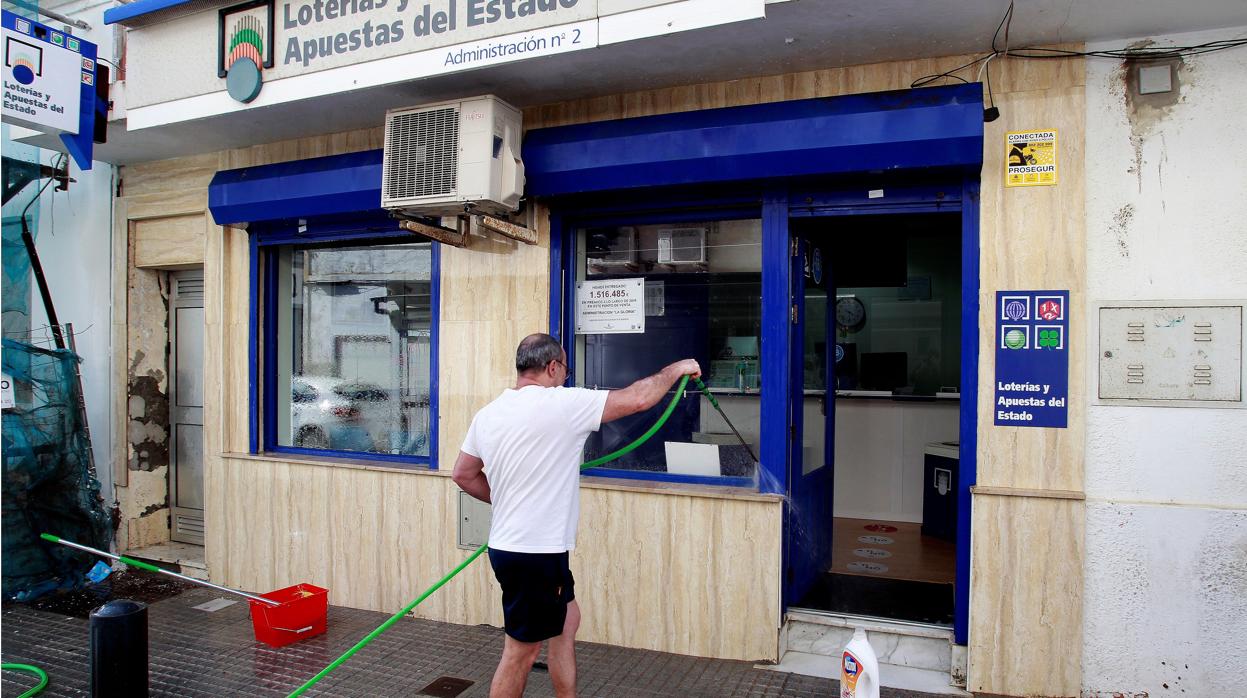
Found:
[2,338,111,600]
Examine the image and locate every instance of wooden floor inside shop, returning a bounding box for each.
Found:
[830,517,956,585]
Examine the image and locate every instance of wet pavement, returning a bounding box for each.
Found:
[2,584,943,697]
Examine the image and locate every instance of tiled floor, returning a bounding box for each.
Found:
[2,586,945,697]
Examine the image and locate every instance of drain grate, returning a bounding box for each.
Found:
[418,676,474,697]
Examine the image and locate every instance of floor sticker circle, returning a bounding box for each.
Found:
[846,562,889,574]
[852,548,893,559]
[863,524,898,533]
[857,535,894,545]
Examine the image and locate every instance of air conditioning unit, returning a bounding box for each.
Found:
[657,227,706,264]
[382,95,524,217]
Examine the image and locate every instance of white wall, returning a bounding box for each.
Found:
[1083,27,1247,696]
[24,0,120,506]
[833,399,958,522]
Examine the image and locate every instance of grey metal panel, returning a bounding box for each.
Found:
[175,423,205,510]
[170,269,205,545]
[457,492,491,550]
[175,307,205,408]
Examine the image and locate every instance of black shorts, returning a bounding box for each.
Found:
[487,548,575,643]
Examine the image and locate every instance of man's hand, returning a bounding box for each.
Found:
[602,358,702,424]
[672,359,701,379]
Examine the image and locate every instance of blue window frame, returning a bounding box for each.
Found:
[248,214,440,468]
[550,192,781,489]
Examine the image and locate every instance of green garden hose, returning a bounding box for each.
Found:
[1,663,49,698]
[286,375,694,698]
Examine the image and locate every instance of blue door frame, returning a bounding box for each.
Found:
[786,177,978,644]
[548,174,978,643]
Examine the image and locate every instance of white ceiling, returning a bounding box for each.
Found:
[25,0,1247,165]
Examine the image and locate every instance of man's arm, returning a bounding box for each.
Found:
[451,451,491,503]
[601,359,701,424]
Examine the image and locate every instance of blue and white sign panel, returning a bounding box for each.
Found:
[2,10,94,134]
[2,10,98,169]
[995,290,1069,428]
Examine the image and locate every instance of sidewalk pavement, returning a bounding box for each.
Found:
[2,584,942,697]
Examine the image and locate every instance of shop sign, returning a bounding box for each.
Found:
[125,0,770,128]
[219,0,276,103]
[278,0,590,73]
[576,277,643,334]
[995,290,1069,427]
[1,372,13,409]
[2,10,91,134]
[1005,129,1058,187]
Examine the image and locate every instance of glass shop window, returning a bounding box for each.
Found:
[573,219,762,479]
[271,242,433,458]
[803,212,961,395]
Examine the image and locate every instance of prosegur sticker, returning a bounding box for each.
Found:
[1006,130,1058,187]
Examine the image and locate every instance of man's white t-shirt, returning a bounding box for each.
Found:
[460,385,609,553]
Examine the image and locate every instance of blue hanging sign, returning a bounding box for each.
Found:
[994,290,1069,428]
[1,10,98,170]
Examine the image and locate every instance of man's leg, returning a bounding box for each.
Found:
[491,635,542,698]
[547,600,580,698]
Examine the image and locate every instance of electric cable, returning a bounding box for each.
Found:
[18,154,66,225]
[285,375,698,698]
[911,0,1247,91]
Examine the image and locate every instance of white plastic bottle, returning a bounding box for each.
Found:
[840,627,880,698]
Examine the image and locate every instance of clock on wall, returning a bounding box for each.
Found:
[835,296,866,332]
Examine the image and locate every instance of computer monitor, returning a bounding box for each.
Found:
[859,352,907,391]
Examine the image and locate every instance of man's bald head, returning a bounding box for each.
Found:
[515,333,564,375]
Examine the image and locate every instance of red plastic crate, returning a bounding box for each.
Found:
[248,583,328,647]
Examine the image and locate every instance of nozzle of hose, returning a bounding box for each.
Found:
[692,377,720,411]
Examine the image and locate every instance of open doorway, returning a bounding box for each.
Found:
[791,211,962,626]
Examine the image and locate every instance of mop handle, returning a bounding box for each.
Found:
[692,377,760,463]
[285,375,694,698]
[39,533,281,606]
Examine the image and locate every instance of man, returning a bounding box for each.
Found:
[452,333,700,698]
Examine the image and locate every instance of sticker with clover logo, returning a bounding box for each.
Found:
[1036,326,1063,350]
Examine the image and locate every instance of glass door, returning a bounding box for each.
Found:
[783,232,835,606]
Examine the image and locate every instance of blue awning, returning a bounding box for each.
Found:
[208,84,982,225]
[521,84,984,197]
[208,149,383,226]
[104,0,238,27]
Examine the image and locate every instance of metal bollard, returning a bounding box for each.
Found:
[89,599,149,697]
